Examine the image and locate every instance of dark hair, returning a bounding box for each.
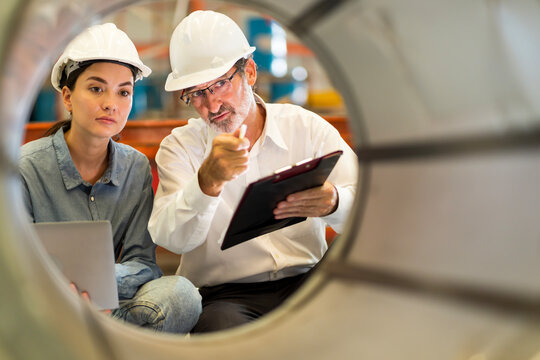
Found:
[234,54,254,74]
[43,60,136,139]
[59,62,92,91]
[43,120,71,137]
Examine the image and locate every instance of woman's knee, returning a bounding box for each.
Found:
[126,276,202,333]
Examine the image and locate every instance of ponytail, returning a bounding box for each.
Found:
[43,120,71,138]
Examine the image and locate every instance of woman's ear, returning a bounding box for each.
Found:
[244,58,257,87]
[62,86,73,114]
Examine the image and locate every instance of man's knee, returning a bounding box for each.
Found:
[192,301,253,333]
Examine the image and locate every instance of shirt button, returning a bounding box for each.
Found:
[104,178,109,182]
[90,196,95,202]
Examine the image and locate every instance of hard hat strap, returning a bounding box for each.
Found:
[63,60,83,83]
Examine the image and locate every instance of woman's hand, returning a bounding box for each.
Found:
[69,282,111,314]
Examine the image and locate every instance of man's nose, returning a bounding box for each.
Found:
[204,91,223,113]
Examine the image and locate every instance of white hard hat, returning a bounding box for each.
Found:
[51,23,151,92]
[165,10,256,92]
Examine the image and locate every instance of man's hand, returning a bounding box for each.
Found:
[198,126,250,196]
[273,181,338,219]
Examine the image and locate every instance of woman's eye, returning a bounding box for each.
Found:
[89,87,102,93]
[120,90,131,97]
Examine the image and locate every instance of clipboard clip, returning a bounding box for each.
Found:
[295,157,313,166]
[274,165,292,175]
[274,157,314,178]
[273,157,319,183]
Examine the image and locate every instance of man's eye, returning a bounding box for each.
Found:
[190,90,203,98]
[120,90,131,97]
[213,80,227,89]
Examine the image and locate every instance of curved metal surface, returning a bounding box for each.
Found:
[1,0,540,359]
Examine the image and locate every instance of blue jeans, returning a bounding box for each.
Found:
[112,276,201,333]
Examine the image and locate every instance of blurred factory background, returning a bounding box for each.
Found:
[29,0,346,124]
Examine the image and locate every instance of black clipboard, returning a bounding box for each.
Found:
[221,150,343,250]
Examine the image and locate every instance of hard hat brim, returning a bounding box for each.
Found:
[164,47,255,92]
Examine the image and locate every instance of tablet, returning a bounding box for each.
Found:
[33,221,119,310]
[221,150,343,250]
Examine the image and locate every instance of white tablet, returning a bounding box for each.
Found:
[33,220,119,310]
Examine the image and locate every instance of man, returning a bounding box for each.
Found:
[149,10,358,333]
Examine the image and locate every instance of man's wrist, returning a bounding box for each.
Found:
[325,184,339,216]
[198,169,223,197]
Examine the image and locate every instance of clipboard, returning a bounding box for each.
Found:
[221,150,343,250]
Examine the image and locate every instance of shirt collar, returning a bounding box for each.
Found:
[52,127,120,190]
[255,94,288,152]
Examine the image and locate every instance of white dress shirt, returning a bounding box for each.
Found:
[149,99,358,287]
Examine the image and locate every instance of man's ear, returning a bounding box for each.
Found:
[244,58,257,87]
[62,86,73,114]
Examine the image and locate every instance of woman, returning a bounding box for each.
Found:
[19,23,201,333]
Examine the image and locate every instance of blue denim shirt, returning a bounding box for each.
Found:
[19,127,162,299]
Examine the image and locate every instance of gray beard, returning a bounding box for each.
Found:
[209,117,235,133]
